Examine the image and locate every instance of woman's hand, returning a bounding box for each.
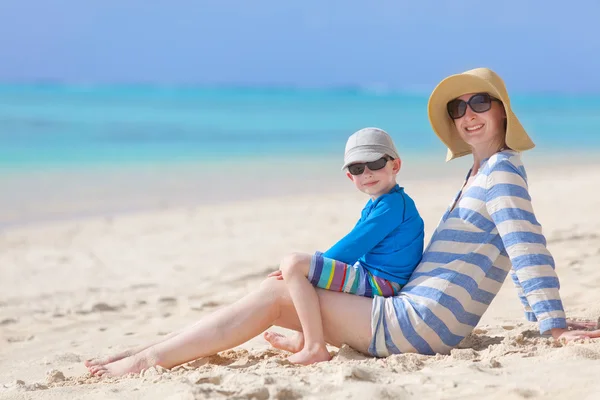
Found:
[551,327,600,342]
[566,319,599,330]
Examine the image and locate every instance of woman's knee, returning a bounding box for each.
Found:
[258,277,293,310]
[259,276,288,298]
[260,275,277,290]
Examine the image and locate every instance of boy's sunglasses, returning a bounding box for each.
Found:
[446,93,502,120]
[347,157,392,176]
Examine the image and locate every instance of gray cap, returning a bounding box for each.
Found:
[342,127,400,170]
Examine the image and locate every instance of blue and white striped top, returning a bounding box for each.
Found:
[369,150,567,356]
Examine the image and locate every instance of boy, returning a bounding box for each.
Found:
[266,127,425,365]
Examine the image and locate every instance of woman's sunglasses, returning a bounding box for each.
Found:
[347,157,392,176]
[446,93,502,120]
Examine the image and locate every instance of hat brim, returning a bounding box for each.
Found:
[341,150,387,170]
[427,73,535,161]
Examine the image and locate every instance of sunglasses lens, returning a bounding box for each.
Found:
[367,157,388,171]
[348,164,365,175]
[470,94,492,113]
[447,99,466,119]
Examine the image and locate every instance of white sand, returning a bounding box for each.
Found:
[1,158,600,399]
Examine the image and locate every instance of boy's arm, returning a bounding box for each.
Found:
[322,196,404,265]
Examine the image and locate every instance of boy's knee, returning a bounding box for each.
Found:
[279,252,310,276]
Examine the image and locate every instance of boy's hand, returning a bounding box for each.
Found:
[267,270,283,280]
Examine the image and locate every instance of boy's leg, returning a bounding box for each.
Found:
[263,331,305,353]
[279,252,331,365]
[317,258,402,299]
[305,253,373,297]
[264,253,400,355]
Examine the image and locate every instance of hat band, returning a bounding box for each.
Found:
[345,144,398,159]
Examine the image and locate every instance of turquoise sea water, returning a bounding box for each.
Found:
[1,84,599,170]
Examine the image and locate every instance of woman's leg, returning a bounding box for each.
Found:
[92,277,374,377]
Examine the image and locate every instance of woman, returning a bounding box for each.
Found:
[87,68,600,376]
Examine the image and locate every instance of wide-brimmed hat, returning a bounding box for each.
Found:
[427,67,535,161]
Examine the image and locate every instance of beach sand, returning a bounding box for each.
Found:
[1,157,600,399]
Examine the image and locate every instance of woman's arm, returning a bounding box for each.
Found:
[508,270,536,321]
[485,158,567,334]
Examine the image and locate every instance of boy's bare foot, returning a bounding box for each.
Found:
[90,349,159,377]
[287,344,331,365]
[84,350,135,368]
[263,331,304,353]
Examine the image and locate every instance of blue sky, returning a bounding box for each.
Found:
[0,1,598,92]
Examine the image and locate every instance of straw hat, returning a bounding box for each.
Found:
[427,67,535,161]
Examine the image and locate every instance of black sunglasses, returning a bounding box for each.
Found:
[347,157,392,176]
[446,93,502,120]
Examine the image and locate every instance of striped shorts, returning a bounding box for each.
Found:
[308,251,402,298]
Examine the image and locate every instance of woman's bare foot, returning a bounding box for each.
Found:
[91,348,159,377]
[287,344,331,365]
[84,349,135,368]
[263,331,304,353]
[85,326,185,370]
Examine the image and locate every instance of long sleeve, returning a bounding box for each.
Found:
[485,160,567,334]
[323,194,405,265]
[509,269,536,321]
